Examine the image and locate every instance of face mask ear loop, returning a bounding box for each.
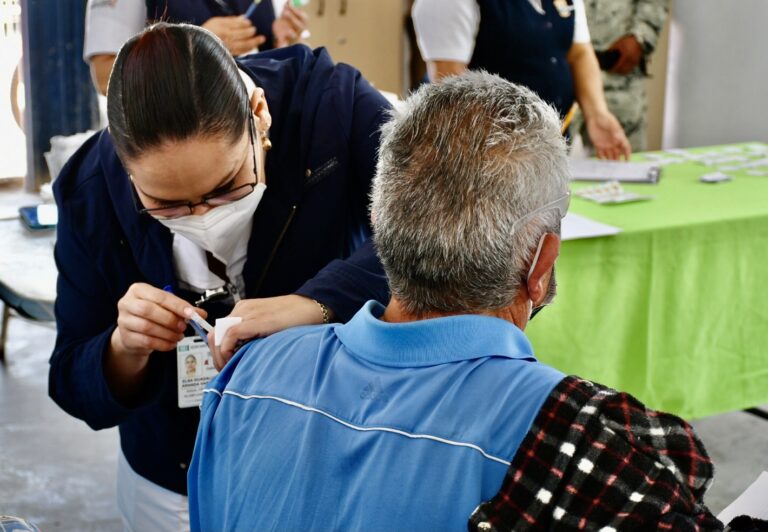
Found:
[527,234,547,281]
[527,234,548,321]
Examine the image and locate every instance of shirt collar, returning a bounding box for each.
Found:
[335,301,537,368]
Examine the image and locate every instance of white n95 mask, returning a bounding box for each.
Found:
[157,183,266,264]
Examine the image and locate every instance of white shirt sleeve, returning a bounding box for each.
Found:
[83,0,147,61]
[411,0,480,64]
[412,0,590,62]
[572,0,591,44]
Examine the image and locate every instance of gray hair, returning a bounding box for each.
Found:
[371,72,570,316]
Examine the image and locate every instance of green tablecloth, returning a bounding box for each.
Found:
[526,143,768,420]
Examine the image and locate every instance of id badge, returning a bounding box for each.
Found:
[177,336,219,408]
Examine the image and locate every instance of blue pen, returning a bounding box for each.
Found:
[164,285,212,345]
[244,0,261,19]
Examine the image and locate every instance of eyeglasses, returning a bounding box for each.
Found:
[510,191,571,235]
[131,114,260,220]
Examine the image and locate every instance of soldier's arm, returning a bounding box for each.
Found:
[630,0,669,53]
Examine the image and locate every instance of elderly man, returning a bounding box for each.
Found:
[188,73,722,531]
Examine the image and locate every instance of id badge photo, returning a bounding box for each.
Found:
[176,336,218,408]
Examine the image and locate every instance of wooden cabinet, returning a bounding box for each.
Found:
[304,0,407,96]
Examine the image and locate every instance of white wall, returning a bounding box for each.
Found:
[662,0,768,148]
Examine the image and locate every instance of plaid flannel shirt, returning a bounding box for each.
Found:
[469,376,725,531]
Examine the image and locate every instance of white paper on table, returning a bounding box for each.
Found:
[561,212,621,241]
[717,471,768,524]
[569,159,661,183]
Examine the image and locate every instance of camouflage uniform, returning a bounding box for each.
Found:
[577,0,668,152]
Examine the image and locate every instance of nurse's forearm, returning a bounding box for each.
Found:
[567,42,610,120]
[89,54,116,96]
[427,60,468,82]
[105,328,153,405]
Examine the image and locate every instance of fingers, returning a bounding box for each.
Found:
[282,6,309,32]
[116,283,209,355]
[120,330,180,353]
[229,23,257,41]
[619,137,632,160]
[121,297,187,332]
[229,35,267,56]
[276,30,298,48]
[609,51,629,75]
[608,48,639,75]
[226,16,253,30]
[611,59,634,75]
[605,129,632,161]
[212,295,327,365]
[203,15,252,33]
[273,6,308,47]
[207,330,225,371]
[203,16,267,56]
[119,314,185,344]
[129,283,194,320]
[595,142,632,161]
[595,144,619,161]
[217,322,253,362]
[602,145,624,161]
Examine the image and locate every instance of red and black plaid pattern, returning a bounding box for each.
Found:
[468,376,724,531]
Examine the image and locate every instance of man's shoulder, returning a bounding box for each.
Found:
[210,324,339,395]
[469,376,722,531]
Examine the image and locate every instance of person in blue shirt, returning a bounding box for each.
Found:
[189,72,724,531]
[50,22,389,531]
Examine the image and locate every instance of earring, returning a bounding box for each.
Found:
[260,131,272,151]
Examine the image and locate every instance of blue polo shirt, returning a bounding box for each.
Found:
[188,301,565,531]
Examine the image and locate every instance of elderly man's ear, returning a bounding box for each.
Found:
[526,233,561,307]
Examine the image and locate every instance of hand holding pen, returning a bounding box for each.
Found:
[201,13,266,56]
[111,283,207,357]
[105,283,209,403]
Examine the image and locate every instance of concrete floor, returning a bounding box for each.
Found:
[1,181,766,529]
[0,317,121,531]
[1,314,767,529]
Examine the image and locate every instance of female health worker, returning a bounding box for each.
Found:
[50,22,390,530]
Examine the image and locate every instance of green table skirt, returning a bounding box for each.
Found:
[526,144,768,419]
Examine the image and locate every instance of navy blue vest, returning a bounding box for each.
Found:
[146,0,276,50]
[470,0,575,116]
